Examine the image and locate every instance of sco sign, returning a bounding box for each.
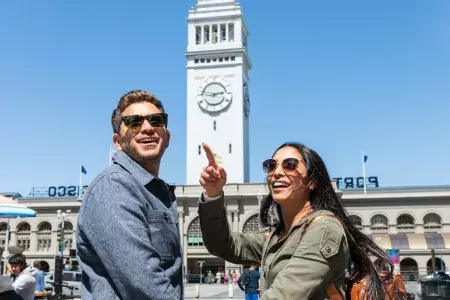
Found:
[48,185,88,197]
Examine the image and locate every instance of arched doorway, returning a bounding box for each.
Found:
[427,257,446,274]
[400,258,418,281]
[242,214,259,234]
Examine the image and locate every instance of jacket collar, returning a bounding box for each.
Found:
[113,151,155,186]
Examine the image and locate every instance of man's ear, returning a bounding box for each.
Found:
[165,129,171,149]
[113,133,123,150]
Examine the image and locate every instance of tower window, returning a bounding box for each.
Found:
[219,57,223,62]
[206,58,211,63]
[195,26,201,44]
[229,143,232,153]
[228,23,234,42]
[198,145,201,155]
[213,121,216,130]
[231,56,235,61]
[200,58,205,63]
[194,59,199,63]
[204,25,210,43]
[212,25,218,44]
[220,24,226,41]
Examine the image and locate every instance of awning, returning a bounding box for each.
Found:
[368,233,450,250]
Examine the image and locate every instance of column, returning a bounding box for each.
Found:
[201,26,205,44]
[30,230,37,253]
[225,23,229,42]
[227,211,233,228]
[178,211,186,280]
[178,211,184,243]
[209,25,212,43]
[183,234,188,276]
[232,210,240,232]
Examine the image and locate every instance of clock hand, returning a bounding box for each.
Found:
[204,92,214,96]
[212,92,224,96]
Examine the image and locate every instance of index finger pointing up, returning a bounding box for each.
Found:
[202,143,217,167]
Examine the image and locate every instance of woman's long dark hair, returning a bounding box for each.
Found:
[259,142,393,299]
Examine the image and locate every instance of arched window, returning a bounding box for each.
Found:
[427,257,446,274]
[348,215,363,230]
[187,217,203,247]
[423,213,442,232]
[0,223,7,247]
[16,222,31,251]
[396,214,415,232]
[58,222,73,249]
[370,214,388,233]
[242,215,259,234]
[400,258,418,281]
[37,222,52,251]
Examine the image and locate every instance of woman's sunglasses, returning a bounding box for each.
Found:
[262,158,303,174]
[120,113,168,130]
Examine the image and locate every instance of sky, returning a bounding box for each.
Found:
[0,0,449,197]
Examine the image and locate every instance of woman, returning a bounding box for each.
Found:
[198,142,393,299]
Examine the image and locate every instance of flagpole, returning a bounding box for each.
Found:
[362,151,367,194]
[79,165,82,199]
[109,147,112,166]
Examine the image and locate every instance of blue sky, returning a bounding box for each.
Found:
[1,0,449,196]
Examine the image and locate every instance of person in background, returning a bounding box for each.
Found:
[77,90,182,300]
[238,266,260,300]
[38,261,53,292]
[8,254,38,300]
[33,261,44,292]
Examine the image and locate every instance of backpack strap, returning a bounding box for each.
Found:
[302,214,346,300]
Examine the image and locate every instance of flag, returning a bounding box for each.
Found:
[81,165,87,175]
[364,155,368,163]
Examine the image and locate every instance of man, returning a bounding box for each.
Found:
[77,90,182,299]
[8,253,38,300]
[237,266,261,300]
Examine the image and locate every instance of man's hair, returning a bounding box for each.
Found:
[111,90,165,133]
[8,253,27,266]
[39,260,50,272]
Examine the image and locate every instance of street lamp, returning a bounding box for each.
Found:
[57,209,71,257]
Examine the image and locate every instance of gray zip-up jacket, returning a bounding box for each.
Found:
[77,151,183,300]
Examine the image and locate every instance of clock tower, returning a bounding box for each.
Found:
[185,0,251,184]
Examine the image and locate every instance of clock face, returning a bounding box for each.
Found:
[243,82,250,118]
[197,77,232,113]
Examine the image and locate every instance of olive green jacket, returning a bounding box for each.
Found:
[198,193,350,300]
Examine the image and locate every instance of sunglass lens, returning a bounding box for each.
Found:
[124,115,145,128]
[262,159,277,173]
[148,114,167,127]
[282,158,299,171]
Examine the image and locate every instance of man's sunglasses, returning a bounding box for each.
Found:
[262,158,304,174]
[119,113,168,131]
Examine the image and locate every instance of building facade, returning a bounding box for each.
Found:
[1,184,449,282]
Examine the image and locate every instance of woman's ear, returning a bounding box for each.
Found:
[307,180,317,191]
